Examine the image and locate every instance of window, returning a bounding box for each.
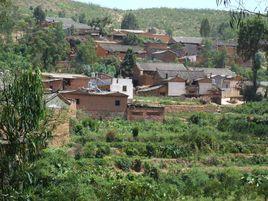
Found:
[76,99,80,105]
[122,85,127,92]
[115,100,120,106]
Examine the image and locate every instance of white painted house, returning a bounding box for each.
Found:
[167,77,186,96]
[110,78,133,100]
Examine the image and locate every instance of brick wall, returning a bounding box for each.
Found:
[165,104,220,113]
[127,106,165,122]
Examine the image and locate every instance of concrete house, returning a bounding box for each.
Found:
[60,89,128,119]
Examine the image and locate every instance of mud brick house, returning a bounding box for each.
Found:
[127,104,165,122]
[151,50,178,62]
[170,36,203,62]
[137,69,212,97]
[133,62,186,86]
[45,17,99,37]
[189,67,242,99]
[96,43,146,60]
[145,42,169,56]
[42,73,90,92]
[60,89,128,119]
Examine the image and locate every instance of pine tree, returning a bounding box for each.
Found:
[33,5,46,24]
[119,49,136,78]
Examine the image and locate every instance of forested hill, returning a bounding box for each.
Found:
[14,0,231,37]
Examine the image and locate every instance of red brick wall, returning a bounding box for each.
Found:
[64,78,90,90]
[61,93,128,114]
[43,80,63,91]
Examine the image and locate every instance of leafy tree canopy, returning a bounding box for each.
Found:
[121,13,139,30]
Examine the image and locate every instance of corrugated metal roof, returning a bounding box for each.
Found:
[46,17,92,30]
[190,67,236,77]
[172,36,203,44]
[42,73,89,79]
[100,44,145,53]
[137,62,186,72]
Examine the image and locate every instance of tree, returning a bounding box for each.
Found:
[0,68,52,198]
[119,49,136,78]
[76,37,98,65]
[33,6,46,24]
[123,33,143,46]
[237,17,267,92]
[21,23,70,70]
[121,13,139,30]
[88,16,112,36]
[200,18,211,37]
[78,13,86,24]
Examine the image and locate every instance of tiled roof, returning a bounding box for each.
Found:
[136,62,186,72]
[172,36,203,45]
[46,17,92,30]
[42,73,89,79]
[100,44,145,53]
[158,70,205,81]
[190,67,236,77]
[60,89,128,97]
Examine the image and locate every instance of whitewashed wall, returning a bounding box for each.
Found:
[199,83,212,95]
[168,82,185,96]
[110,78,133,100]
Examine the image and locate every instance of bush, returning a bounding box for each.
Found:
[83,142,110,158]
[81,118,98,131]
[146,143,156,158]
[115,157,132,171]
[144,162,159,180]
[132,127,139,138]
[132,159,142,172]
[73,123,84,136]
[125,147,139,157]
[106,130,116,142]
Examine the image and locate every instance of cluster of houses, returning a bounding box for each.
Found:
[3,16,256,122]
[42,59,242,121]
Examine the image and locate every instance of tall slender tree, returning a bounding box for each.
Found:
[200,18,211,37]
[119,48,136,78]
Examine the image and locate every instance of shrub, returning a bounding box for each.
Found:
[73,123,84,136]
[115,157,132,171]
[144,162,159,180]
[81,118,98,131]
[106,130,116,142]
[132,127,139,138]
[95,144,110,158]
[132,159,142,172]
[146,143,156,158]
[125,147,139,157]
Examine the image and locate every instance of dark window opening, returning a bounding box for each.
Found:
[115,100,120,106]
[123,85,127,92]
[76,99,80,105]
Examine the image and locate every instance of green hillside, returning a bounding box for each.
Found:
[14,0,231,37]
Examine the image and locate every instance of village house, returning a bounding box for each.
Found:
[60,89,128,119]
[44,17,100,37]
[89,74,134,101]
[96,43,146,60]
[133,61,187,86]
[170,36,203,63]
[151,50,178,62]
[137,69,212,97]
[145,42,169,56]
[42,73,90,92]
